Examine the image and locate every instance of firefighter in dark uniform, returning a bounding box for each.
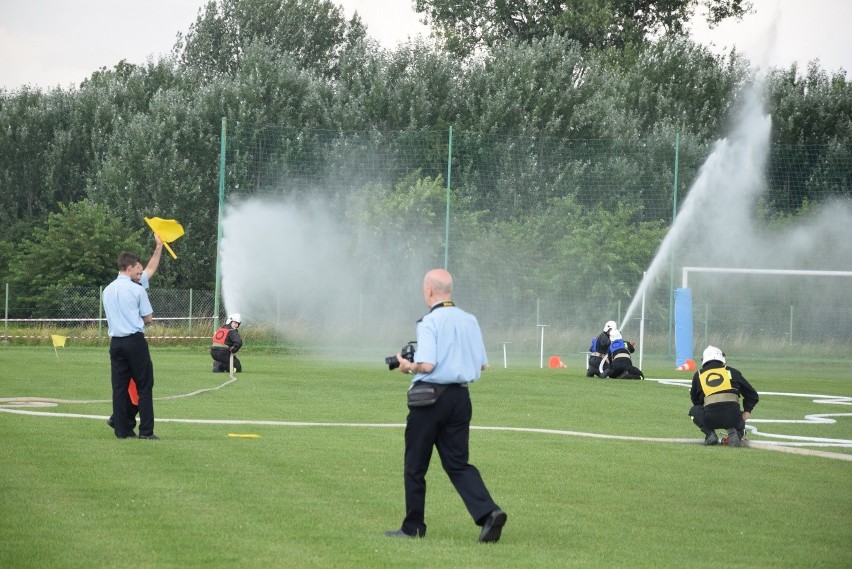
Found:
[688,345,759,447]
[586,320,616,377]
[604,328,643,379]
[211,313,243,373]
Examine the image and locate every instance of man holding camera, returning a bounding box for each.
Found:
[385,268,507,543]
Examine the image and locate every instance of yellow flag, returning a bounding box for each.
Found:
[51,335,67,348]
[144,217,185,260]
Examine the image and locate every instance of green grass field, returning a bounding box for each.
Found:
[1,346,850,568]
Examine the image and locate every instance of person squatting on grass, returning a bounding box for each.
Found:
[688,346,759,447]
[385,268,507,543]
[604,327,644,379]
[102,250,159,440]
[586,320,616,377]
[211,314,243,373]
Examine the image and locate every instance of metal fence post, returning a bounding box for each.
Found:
[444,125,453,270]
[189,288,194,336]
[4,283,8,341]
[214,117,227,333]
[98,286,103,338]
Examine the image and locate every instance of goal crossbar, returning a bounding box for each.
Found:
[681,267,852,288]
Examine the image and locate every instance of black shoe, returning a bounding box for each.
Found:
[139,434,160,440]
[116,432,137,439]
[106,416,115,429]
[478,509,507,543]
[384,529,422,538]
[703,432,719,446]
[726,429,740,447]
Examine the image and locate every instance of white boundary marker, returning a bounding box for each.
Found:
[2,377,850,461]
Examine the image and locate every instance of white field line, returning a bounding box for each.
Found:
[2,377,850,461]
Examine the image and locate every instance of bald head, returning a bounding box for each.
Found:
[423,268,453,305]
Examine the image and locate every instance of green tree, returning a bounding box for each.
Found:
[414,0,752,56]
[0,87,77,238]
[5,200,145,316]
[767,63,852,146]
[176,0,366,80]
[0,58,181,247]
[456,35,612,137]
[86,84,220,288]
[553,201,668,303]
[224,41,332,127]
[614,37,751,139]
[353,171,463,263]
[331,38,462,131]
[763,63,852,213]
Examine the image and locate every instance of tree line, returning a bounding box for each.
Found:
[0,0,849,316]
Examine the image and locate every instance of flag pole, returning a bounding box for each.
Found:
[162,241,177,259]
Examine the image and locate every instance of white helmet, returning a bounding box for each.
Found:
[604,320,617,333]
[609,329,622,341]
[226,313,242,325]
[702,345,726,365]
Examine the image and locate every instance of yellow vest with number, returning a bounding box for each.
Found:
[698,367,734,396]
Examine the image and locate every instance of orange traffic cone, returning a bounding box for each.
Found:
[675,359,696,372]
[548,356,567,368]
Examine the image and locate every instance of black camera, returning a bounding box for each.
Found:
[385,342,416,371]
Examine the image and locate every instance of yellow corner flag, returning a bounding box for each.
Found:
[144,217,185,260]
[51,335,67,361]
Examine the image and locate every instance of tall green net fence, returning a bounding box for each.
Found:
[218,124,851,361]
[3,126,849,362]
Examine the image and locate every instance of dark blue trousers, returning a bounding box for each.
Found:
[689,402,745,437]
[402,383,499,536]
[109,332,155,437]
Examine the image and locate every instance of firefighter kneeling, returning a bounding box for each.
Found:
[688,346,759,446]
[211,313,243,373]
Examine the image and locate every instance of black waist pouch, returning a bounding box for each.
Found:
[407,383,448,407]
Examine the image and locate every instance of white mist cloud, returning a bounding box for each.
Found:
[219,196,431,352]
[622,83,852,329]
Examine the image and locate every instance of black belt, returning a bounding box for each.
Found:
[113,331,144,339]
[418,381,468,388]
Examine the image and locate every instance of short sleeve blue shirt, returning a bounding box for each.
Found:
[102,274,153,337]
[412,304,488,385]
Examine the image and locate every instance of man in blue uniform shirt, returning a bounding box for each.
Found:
[385,268,507,543]
[106,234,162,430]
[102,251,158,440]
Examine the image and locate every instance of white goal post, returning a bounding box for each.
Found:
[674,267,852,367]
[682,267,852,288]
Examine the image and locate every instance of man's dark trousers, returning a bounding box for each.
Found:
[110,332,154,437]
[402,383,498,536]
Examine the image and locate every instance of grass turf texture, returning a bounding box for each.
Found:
[0,347,849,568]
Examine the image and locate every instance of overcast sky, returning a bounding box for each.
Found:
[1,0,850,92]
